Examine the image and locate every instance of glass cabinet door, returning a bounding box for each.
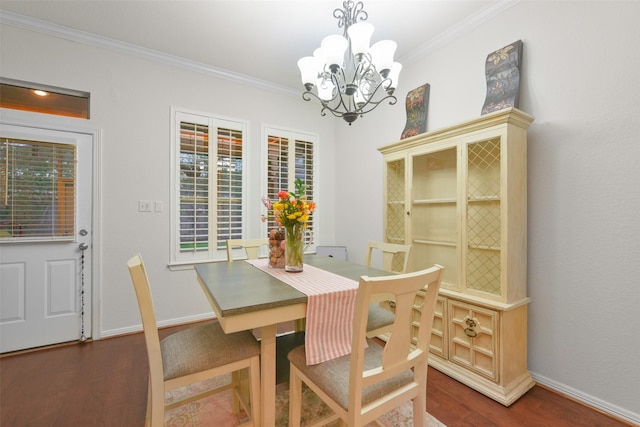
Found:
[384,157,406,243]
[410,147,458,287]
[465,137,502,297]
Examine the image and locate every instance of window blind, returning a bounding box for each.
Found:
[179,122,209,251]
[215,127,243,250]
[265,131,316,245]
[0,138,76,240]
[295,138,315,240]
[178,119,244,256]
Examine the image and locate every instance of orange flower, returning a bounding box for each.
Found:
[265,179,316,230]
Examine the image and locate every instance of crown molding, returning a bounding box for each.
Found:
[399,0,521,66]
[0,10,300,98]
[2,2,518,96]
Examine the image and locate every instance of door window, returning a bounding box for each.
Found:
[0,138,76,241]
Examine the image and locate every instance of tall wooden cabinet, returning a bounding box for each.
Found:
[378,108,535,406]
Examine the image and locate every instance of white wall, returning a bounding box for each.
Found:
[0,23,337,335]
[335,1,640,423]
[2,0,639,423]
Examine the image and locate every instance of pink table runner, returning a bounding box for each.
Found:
[246,258,359,365]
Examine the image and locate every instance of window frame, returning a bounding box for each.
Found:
[261,125,319,253]
[170,108,248,267]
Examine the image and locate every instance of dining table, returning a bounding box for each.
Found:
[194,254,390,427]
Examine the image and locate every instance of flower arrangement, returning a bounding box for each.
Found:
[261,178,316,227]
[273,178,316,228]
[262,178,316,271]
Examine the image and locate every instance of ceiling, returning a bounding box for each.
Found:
[0,0,506,92]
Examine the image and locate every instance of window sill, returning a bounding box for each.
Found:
[168,258,227,271]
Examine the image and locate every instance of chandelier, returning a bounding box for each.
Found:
[297,1,402,125]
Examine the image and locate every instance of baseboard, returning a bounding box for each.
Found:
[100,312,216,338]
[530,372,639,426]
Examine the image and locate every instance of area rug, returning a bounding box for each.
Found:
[165,374,445,426]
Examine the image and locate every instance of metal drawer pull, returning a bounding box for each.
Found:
[463,316,478,337]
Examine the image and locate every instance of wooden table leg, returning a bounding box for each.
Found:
[260,323,277,427]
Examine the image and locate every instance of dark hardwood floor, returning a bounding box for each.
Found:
[1,321,632,427]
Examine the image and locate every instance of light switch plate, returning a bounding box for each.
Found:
[138,200,153,212]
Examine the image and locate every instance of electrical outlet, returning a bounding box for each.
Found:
[138,200,153,212]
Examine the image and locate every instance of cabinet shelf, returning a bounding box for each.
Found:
[468,243,500,251]
[414,239,457,247]
[468,196,500,202]
[413,198,457,205]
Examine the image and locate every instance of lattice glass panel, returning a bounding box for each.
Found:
[385,159,405,244]
[466,248,500,294]
[468,138,501,199]
[467,138,501,295]
[467,202,500,248]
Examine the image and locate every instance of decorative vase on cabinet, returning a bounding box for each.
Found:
[378,107,535,406]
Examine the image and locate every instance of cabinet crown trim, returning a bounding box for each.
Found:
[378,107,534,154]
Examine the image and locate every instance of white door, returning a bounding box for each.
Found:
[0,124,93,353]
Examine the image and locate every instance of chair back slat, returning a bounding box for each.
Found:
[226,238,269,261]
[365,240,413,273]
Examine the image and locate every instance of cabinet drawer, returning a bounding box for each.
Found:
[448,300,498,381]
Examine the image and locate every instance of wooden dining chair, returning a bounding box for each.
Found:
[226,238,269,261]
[365,241,413,337]
[127,254,261,427]
[288,265,444,427]
[365,240,413,274]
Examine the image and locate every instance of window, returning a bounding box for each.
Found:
[0,138,76,241]
[264,127,318,249]
[171,110,247,264]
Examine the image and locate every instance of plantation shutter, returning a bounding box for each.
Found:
[0,138,75,240]
[216,127,243,249]
[266,135,289,231]
[264,129,317,246]
[294,138,315,239]
[175,112,245,263]
[179,122,209,252]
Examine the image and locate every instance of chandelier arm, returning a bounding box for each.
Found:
[356,94,397,114]
[302,90,348,119]
[322,105,349,119]
[302,90,337,107]
[331,72,353,110]
[352,77,397,113]
[324,92,353,118]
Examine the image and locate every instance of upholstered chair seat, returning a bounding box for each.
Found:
[366,303,396,335]
[161,322,260,381]
[288,337,414,409]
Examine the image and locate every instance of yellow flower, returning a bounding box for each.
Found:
[262,178,316,230]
